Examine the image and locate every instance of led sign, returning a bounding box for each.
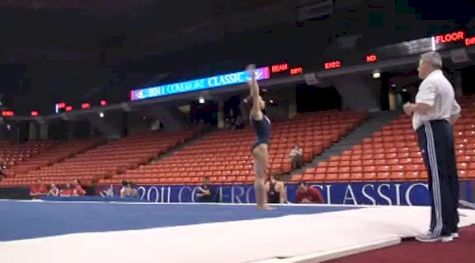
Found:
[324,60,341,70]
[81,103,91,109]
[1,110,14,117]
[290,67,304,75]
[366,54,378,63]
[130,67,270,101]
[55,102,66,113]
[466,36,475,47]
[435,31,465,44]
[271,63,289,73]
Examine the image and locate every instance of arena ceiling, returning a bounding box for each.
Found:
[3,1,471,63]
[0,0,286,62]
[1,1,472,66]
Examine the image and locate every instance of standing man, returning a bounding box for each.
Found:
[404,51,461,242]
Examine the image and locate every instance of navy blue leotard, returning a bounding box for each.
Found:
[251,115,271,151]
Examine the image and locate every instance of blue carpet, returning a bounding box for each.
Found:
[0,200,358,241]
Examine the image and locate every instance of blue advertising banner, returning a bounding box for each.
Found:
[130,67,271,101]
[95,181,464,206]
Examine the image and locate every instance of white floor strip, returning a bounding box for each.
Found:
[1,206,475,263]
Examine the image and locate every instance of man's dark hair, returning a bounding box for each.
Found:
[121,180,128,187]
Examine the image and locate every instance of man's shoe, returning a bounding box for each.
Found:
[416,233,441,242]
[441,235,454,242]
[416,233,453,242]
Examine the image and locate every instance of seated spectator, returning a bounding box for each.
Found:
[296,181,324,203]
[0,162,5,180]
[127,182,139,198]
[120,180,130,198]
[265,174,287,204]
[48,184,60,196]
[60,183,74,197]
[30,178,48,198]
[289,144,304,169]
[72,180,86,196]
[196,177,215,202]
[118,180,139,198]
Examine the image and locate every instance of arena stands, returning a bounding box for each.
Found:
[3,100,475,188]
[293,96,475,183]
[0,129,200,187]
[4,138,104,177]
[102,110,367,185]
[0,140,57,169]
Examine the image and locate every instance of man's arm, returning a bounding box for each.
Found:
[449,99,461,125]
[449,115,460,126]
[404,81,436,116]
[404,102,433,115]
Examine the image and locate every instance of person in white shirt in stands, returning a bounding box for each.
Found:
[0,162,5,180]
[48,184,60,196]
[404,51,461,242]
[127,182,139,198]
[289,144,304,169]
[120,180,130,198]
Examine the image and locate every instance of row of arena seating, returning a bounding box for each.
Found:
[0,140,58,167]
[99,111,367,185]
[4,138,105,177]
[0,129,201,186]
[293,96,475,182]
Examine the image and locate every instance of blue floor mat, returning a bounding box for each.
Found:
[0,201,359,241]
